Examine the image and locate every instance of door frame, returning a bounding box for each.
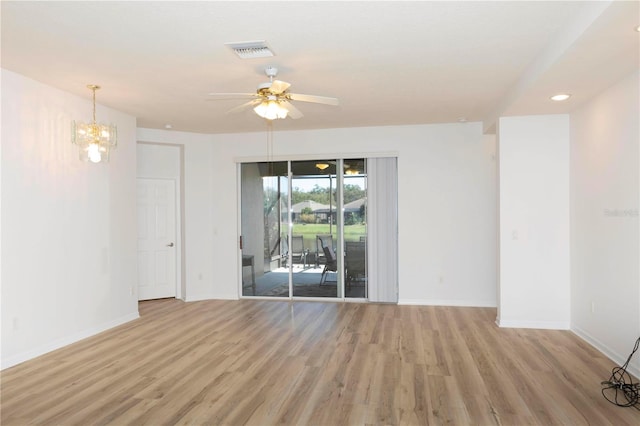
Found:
[136,142,184,300]
[237,158,373,301]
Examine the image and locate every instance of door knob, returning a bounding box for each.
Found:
[167,242,174,247]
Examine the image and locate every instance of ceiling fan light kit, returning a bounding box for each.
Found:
[208,66,339,121]
[254,100,288,120]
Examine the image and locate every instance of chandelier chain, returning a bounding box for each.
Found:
[86,84,100,124]
[92,87,96,123]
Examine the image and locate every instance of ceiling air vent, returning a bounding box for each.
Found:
[225,40,274,59]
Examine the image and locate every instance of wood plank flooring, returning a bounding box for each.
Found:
[1,299,638,425]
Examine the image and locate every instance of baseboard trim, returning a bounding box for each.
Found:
[497,318,570,330]
[398,298,497,308]
[185,294,239,302]
[1,312,140,370]
[572,326,640,379]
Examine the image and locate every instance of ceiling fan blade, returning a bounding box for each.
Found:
[227,99,261,114]
[280,100,304,119]
[269,80,291,95]
[288,93,339,106]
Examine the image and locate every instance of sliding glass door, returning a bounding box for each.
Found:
[240,158,369,299]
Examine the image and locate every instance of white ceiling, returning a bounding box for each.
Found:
[2,1,638,134]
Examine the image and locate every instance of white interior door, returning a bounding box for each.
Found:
[137,178,177,300]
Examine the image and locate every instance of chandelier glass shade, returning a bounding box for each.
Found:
[254,100,288,120]
[72,85,117,163]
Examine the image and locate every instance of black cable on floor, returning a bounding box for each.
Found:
[601,336,640,410]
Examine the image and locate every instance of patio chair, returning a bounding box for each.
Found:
[345,241,366,287]
[289,235,308,268]
[320,245,338,285]
[315,234,334,267]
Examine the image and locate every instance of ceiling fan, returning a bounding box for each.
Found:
[207,66,339,120]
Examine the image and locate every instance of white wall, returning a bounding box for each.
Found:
[498,115,571,329]
[1,70,139,368]
[137,122,498,307]
[137,143,181,178]
[570,71,639,376]
[400,133,497,306]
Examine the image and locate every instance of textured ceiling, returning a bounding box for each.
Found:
[2,1,638,134]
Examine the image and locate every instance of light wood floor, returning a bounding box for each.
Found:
[1,299,638,425]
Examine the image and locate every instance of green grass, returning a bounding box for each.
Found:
[291,223,366,248]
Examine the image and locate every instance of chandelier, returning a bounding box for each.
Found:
[72,84,117,163]
[253,100,288,120]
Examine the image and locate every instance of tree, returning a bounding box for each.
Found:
[292,184,331,205]
[291,183,365,205]
[343,184,365,204]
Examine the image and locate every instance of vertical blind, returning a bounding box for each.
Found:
[367,157,399,303]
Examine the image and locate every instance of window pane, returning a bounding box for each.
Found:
[291,160,338,298]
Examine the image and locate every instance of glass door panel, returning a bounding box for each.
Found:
[241,161,289,297]
[290,160,338,298]
[344,159,367,298]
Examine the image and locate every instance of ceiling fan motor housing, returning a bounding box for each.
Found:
[257,82,272,91]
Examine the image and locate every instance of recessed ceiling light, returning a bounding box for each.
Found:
[636,25,640,32]
[550,93,571,102]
